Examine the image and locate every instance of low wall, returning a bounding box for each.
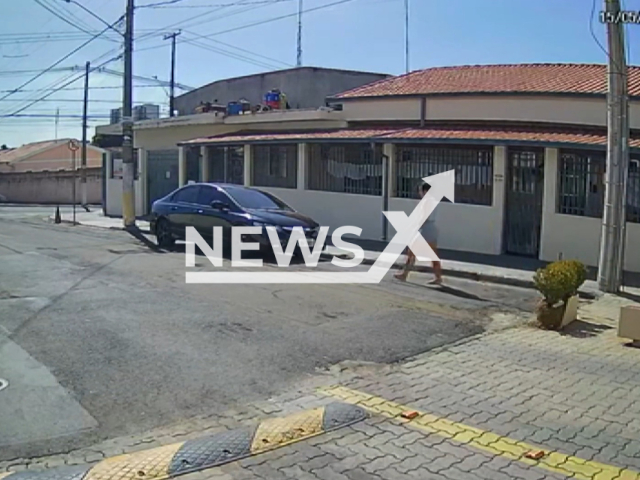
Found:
[259,187,502,254]
[105,178,145,217]
[260,188,385,240]
[540,213,640,272]
[0,169,102,204]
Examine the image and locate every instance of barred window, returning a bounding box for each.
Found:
[557,150,606,218]
[308,143,383,196]
[207,146,244,185]
[395,145,493,205]
[557,149,640,223]
[628,159,640,223]
[252,144,297,188]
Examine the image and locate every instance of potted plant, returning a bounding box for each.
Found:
[533,260,587,330]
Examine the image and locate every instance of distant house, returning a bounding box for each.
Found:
[0,139,106,204]
[0,138,105,173]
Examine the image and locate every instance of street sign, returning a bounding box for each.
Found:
[68,139,80,151]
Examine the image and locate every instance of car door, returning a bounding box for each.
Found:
[168,185,200,238]
[193,185,235,240]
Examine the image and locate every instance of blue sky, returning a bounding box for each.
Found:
[1,0,639,146]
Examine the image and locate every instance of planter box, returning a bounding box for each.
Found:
[619,305,640,341]
[561,295,579,328]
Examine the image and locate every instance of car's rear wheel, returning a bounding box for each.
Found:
[156,218,175,249]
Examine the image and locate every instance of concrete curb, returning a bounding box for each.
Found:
[319,253,599,300]
[0,403,366,480]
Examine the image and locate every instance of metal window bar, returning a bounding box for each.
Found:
[252,144,298,189]
[394,145,493,205]
[207,146,245,185]
[307,143,383,196]
[557,150,606,218]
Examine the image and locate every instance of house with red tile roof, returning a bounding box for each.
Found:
[100,64,640,272]
[0,138,105,174]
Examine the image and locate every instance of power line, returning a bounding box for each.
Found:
[181,36,282,69]
[146,0,293,7]
[182,29,292,67]
[137,0,358,53]
[0,15,124,103]
[0,54,123,119]
[33,0,118,43]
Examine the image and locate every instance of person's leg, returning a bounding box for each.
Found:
[395,248,416,281]
[429,242,443,284]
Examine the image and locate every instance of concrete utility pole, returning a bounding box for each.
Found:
[598,0,630,292]
[122,0,136,228]
[81,61,90,207]
[164,31,181,117]
[296,0,302,67]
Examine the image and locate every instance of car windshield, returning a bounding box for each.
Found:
[223,186,291,211]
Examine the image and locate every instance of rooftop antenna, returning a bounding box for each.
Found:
[296,0,303,67]
[404,0,410,73]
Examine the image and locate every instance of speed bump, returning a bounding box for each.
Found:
[1,403,366,480]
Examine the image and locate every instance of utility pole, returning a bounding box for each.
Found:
[598,0,629,292]
[164,31,181,117]
[404,0,410,73]
[81,61,90,208]
[296,0,302,67]
[122,0,136,228]
[55,108,60,140]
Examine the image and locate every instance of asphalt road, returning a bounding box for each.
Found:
[0,208,539,460]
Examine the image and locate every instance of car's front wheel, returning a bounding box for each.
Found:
[155,218,175,249]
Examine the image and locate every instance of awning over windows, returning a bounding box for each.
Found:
[179,126,640,151]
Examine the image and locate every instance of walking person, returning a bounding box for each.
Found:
[394,181,443,285]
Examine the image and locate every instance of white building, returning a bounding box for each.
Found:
[99,63,640,272]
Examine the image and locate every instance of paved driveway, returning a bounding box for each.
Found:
[0,211,539,460]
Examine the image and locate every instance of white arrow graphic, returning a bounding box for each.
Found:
[186,170,455,284]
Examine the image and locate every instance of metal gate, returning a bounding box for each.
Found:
[147,150,179,209]
[504,148,545,256]
[208,146,244,185]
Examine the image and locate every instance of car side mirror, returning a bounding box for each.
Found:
[211,200,230,211]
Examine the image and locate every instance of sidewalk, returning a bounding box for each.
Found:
[325,238,640,298]
[50,209,151,233]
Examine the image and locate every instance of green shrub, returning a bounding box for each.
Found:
[533,260,586,307]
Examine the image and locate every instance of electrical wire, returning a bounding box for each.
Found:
[0,15,125,103]
[137,0,357,53]
[33,0,117,42]
[182,29,292,67]
[0,54,124,119]
[181,36,282,69]
[147,0,293,7]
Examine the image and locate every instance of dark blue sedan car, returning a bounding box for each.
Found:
[150,183,320,253]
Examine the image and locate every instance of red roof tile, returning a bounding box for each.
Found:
[181,126,640,149]
[331,64,640,99]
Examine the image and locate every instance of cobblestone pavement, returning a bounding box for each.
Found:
[3,295,639,480]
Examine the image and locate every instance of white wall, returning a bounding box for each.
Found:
[105,178,144,217]
[388,198,502,255]
[258,187,385,240]
[539,147,640,272]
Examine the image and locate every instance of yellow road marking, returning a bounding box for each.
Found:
[0,473,14,480]
[251,406,325,454]
[84,442,184,480]
[319,385,640,480]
